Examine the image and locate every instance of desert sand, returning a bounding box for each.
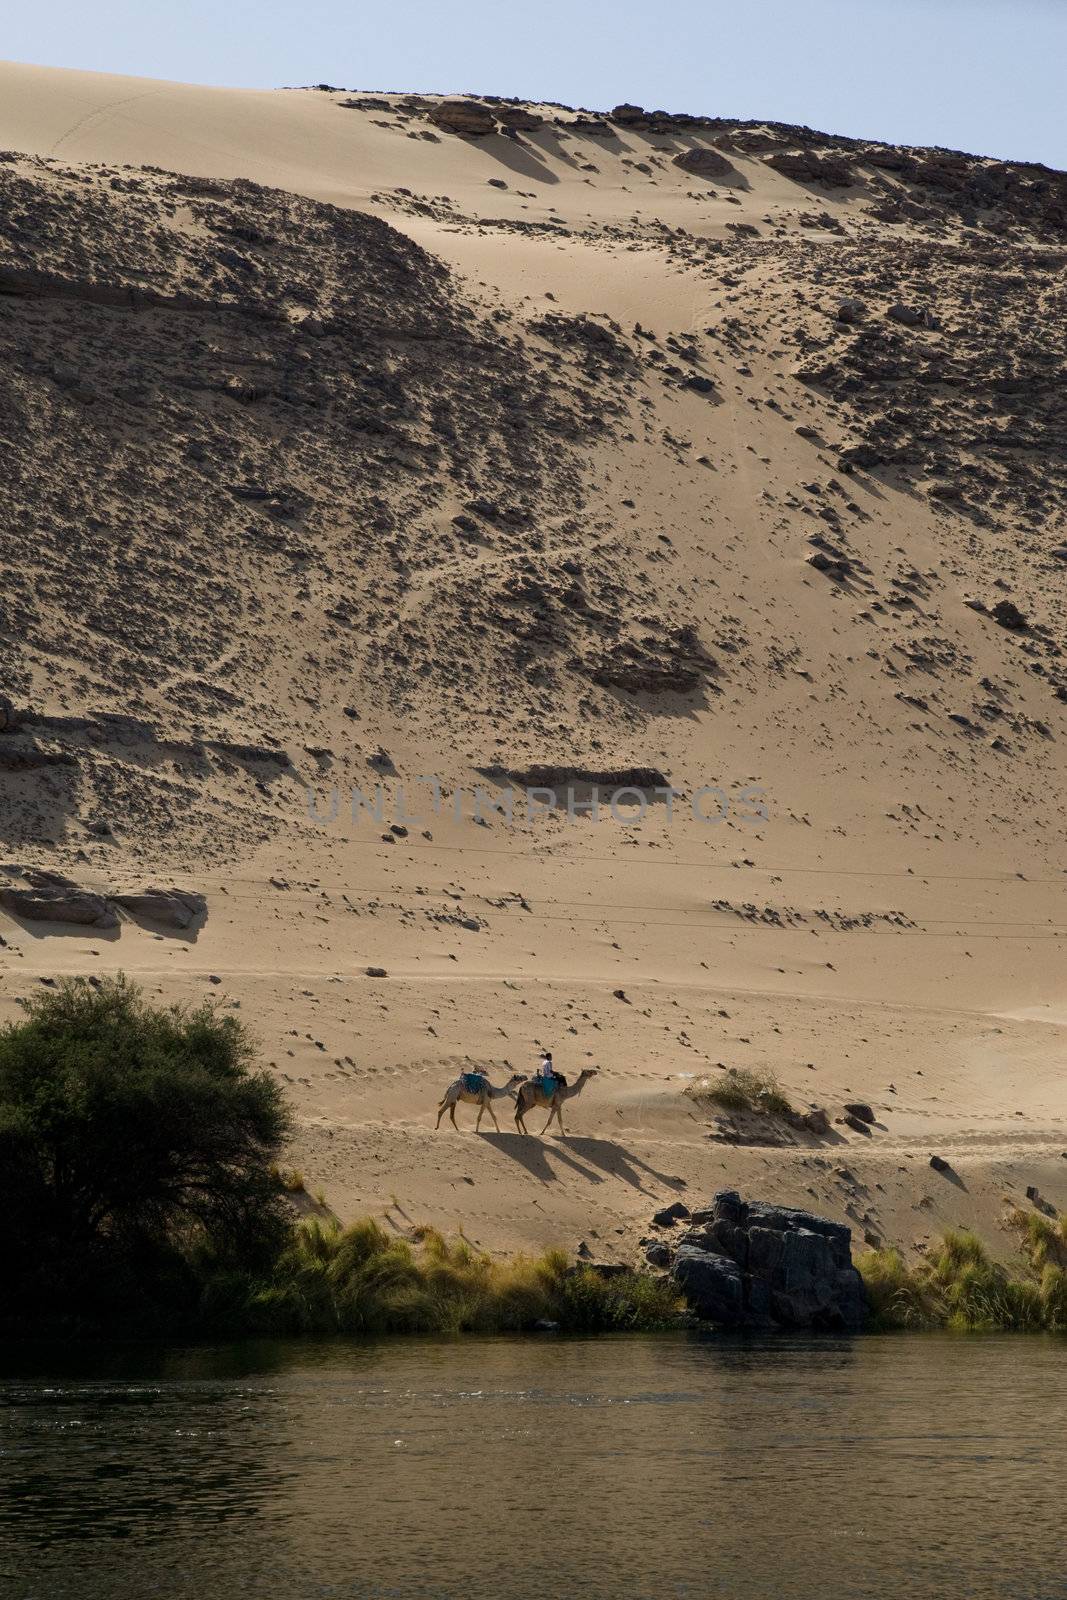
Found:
[1,60,1065,1265]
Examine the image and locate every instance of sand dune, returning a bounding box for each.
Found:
[1,61,1065,1263]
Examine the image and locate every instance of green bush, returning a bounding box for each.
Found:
[0,976,290,1332]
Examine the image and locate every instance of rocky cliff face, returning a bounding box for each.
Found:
[669,1190,868,1332]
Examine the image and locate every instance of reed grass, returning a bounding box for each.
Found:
[859,1217,1067,1332]
[201,1216,685,1337]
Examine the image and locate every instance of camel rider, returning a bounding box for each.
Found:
[539,1051,556,1096]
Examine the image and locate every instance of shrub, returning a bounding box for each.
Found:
[0,976,291,1331]
[687,1067,793,1118]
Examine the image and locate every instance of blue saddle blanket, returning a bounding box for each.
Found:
[462,1072,487,1094]
[541,1074,557,1097]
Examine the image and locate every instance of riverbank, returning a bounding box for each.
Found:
[6,1209,1066,1343]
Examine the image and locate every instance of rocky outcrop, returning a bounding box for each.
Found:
[0,694,19,732]
[111,888,207,929]
[672,147,736,180]
[669,1190,867,1332]
[0,871,206,932]
[428,100,497,137]
[0,870,119,929]
[765,149,857,186]
[497,107,543,133]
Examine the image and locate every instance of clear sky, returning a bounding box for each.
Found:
[8,0,1067,167]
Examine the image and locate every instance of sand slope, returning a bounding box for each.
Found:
[1,62,1065,1264]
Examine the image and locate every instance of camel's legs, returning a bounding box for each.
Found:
[449,1101,458,1128]
[475,1101,484,1132]
[485,1099,501,1132]
[515,1101,528,1133]
[435,1099,446,1129]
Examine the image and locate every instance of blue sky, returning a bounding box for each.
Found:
[9,0,1067,167]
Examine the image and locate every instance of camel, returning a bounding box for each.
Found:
[514,1068,598,1136]
[435,1071,525,1132]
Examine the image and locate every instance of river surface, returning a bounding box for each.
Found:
[1,1333,1064,1600]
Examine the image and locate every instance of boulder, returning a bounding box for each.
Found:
[672,1243,745,1325]
[887,302,934,329]
[497,107,543,132]
[672,147,735,181]
[652,1201,691,1226]
[670,1189,867,1332]
[836,297,866,324]
[991,598,1028,631]
[428,100,497,137]
[765,150,856,186]
[0,870,118,929]
[843,1102,876,1124]
[610,103,647,126]
[112,887,207,929]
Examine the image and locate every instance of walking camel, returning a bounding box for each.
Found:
[514,1068,598,1136]
[435,1071,525,1132]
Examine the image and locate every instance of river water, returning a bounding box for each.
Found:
[1,1333,1064,1600]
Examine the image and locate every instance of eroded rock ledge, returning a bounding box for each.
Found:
[668,1189,868,1332]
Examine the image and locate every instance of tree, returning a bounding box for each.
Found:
[0,976,292,1327]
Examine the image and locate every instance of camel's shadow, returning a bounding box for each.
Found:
[480,1131,685,1196]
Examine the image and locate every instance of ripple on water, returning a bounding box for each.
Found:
[1,1334,1065,1600]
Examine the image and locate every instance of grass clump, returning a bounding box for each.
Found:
[687,1067,793,1118]
[226,1218,684,1338]
[859,1218,1067,1333]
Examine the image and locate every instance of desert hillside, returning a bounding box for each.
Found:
[1,60,1065,1264]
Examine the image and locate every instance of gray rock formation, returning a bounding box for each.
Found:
[0,869,118,929]
[670,1189,867,1332]
[672,147,736,180]
[112,888,207,929]
[428,100,497,137]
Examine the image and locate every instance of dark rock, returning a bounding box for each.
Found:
[645,1240,673,1269]
[496,107,543,132]
[843,1102,876,1124]
[836,297,866,324]
[671,1189,867,1332]
[799,1106,832,1135]
[766,150,856,186]
[652,1201,691,1226]
[929,1154,951,1172]
[610,103,647,126]
[0,870,118,929]
[991,599,1028,631]
[428,100,497,137]
[672,147,735,181]
[672,1243,745,1325]
[886,303,934,328]
[0,694,19,733]
[365,966,388,977]
[837,443,883,471]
